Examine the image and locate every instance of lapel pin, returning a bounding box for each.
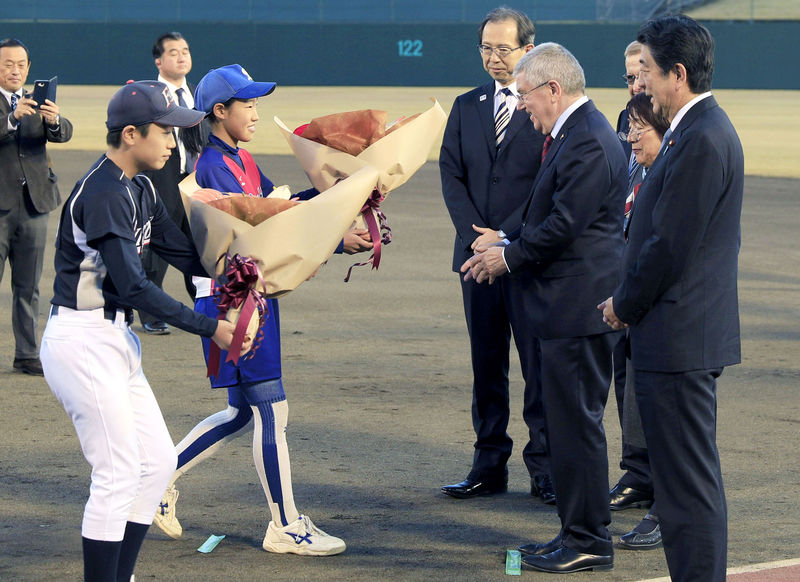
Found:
[668,139,675,147]
[479,94,487,101]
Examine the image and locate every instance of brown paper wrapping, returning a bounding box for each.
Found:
[179,166,381,297]
[274,99,447,196]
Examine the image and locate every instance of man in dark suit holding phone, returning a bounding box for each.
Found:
[138,31,197,334]
[601,16,743,582]
[439,7,553,502]
[0,38,72,376]
[465,42,627,573]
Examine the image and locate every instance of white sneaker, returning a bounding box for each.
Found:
[153,484,182,539]
[262,515,346,556]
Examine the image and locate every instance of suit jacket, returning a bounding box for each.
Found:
[614,96,743,372]
[440,81,545,271]
[143,82,198,221]
[503,100,627,340]
[616,108,632,159]
[0,93,73,213]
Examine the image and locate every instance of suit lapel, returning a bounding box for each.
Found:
[523,100,597,217]
[477,82,497,154]
[496,107,527,156]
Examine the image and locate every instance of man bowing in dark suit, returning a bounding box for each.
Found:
[139,31,198,334]
[0,38,72,376]
[439,7,553,503]
[601,15,743,582]
[465,42,627,573]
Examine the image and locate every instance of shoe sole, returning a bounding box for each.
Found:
[609,500,653,511]
[143,330,171,335]
[617,540,663,551]
[262,542,346,556]
[152,518,182,539]
[522,562,614,573]
[14,368,44,376]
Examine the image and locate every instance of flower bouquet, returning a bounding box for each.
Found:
[179,167,380,374]
[274,99,446,279]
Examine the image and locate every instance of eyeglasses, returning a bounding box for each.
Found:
[617,126,654,143]
[477,44,523,59]
[518,81,550,103]
[622,73,641,86]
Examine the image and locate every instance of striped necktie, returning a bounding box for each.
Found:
[494,88,512,146]
[10,93,18,111]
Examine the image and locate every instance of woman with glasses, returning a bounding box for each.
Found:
[614,91,670,551]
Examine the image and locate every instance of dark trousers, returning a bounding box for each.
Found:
[0,186,47,360]
[539,333,615,556]
[459,275,549,479]
[612,333,652,491]
[635,368,727,582]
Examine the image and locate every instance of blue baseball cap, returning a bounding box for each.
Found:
[194,64,276,114]
[106,80,205,131]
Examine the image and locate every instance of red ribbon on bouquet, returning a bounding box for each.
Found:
[207,254,268,378]
[344,188,393,282]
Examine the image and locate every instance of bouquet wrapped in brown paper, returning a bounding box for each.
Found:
[179,167,380,374]
[275,99,446,279]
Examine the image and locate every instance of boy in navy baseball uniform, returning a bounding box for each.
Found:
[41,80,249,582]
[152,65,353,556]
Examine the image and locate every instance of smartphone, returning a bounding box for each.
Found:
[31,76,58,108]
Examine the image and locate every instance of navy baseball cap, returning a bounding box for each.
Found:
[194,64,276,114]
[106,80,205,132]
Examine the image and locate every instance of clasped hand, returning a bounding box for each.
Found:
[461,224,508,284]
[597,296,628,331]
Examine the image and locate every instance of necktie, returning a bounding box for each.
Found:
[10,93,18,111]
[541,134,554,163]
[175,87,187,108]
[659,128,673,155]
[174,88,196,173]
[494,88,512,146]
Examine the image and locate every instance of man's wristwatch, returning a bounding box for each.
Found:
[49,114,61,128]
[497,229,507,239]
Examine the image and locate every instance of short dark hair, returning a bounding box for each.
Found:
[152,32,186,59]
[106,123,151,148]
[626,92,670,138]
[637,15,714,94]
[479,6,535,47]
[0,38,30,61]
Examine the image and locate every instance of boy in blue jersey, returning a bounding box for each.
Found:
[153,65,356,556]
[41,80,249,582]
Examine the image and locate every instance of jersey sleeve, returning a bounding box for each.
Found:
[95,235,218,337]
[77,187,138,246]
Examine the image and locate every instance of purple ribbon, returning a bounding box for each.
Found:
[344,188,393,282]
[207,254,268,377]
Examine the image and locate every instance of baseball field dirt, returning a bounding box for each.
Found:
[1,146,798,581]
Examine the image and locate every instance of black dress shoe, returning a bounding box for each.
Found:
[13,358,44,376]
[530,474,557,505]
[521,546,613,573]
[609,483,653,511]
[618,511,662,550]
[519,534,562,556]
[441,476,507,499]
[142,321,170,335]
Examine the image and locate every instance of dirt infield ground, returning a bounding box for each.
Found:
[1,150,798,581]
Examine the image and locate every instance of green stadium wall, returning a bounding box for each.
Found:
[2,21,797,89]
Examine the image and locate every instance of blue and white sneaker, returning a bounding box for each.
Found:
[262,515,346,556]
[153,484,182,539]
